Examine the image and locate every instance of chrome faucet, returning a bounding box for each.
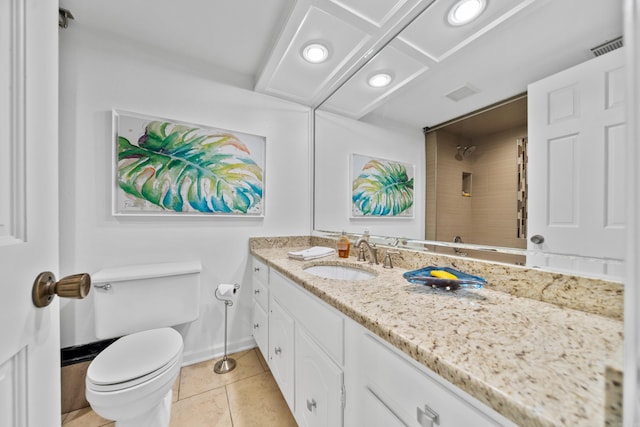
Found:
[453,235,467,256]
[355,238,378,265]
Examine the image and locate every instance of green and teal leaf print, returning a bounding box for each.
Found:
[118,121,263,214]
[352,159,413,216]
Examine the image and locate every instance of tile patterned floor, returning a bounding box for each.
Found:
[61,348,297,427]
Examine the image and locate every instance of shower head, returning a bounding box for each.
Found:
[455,145,476,160]
[463,145,476,156]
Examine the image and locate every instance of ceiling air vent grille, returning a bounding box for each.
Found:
[591,36,623,57]
[445,84,479,102]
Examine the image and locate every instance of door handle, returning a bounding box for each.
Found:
[32,271,91,308]
[530,234,545,244]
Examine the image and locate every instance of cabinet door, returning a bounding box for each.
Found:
[270,270,344,365]
[269,297,295,409]
[252,301,268,358]
[295,328,343,427]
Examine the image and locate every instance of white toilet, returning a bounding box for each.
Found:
[85,261,202,427]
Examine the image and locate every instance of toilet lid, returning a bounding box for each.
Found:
[87,327,183,387]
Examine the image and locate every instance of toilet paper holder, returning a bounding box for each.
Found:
[214,283,240,304]
[214,283,239,374]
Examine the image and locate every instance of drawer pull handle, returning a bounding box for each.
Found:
[254,267,260,272]
[254,289,260,294]
[306,398,317,411]
[417,404,439,426]
[274,347,282,355]
[253,323,259,329]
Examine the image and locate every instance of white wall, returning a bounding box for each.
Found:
[58,29,311,364]
[314,110,425,239]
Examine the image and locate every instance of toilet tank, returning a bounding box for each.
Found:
[91,261,202,339]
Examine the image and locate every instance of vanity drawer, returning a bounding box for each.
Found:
[361,333,501,427]
[252,257,268,286]
[252,277,268,311]
[270,270,344,366]
[363,386,410,427]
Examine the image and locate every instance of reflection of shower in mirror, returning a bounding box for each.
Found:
[455,145,477,160]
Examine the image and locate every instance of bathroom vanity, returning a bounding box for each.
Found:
[249,237,623,427]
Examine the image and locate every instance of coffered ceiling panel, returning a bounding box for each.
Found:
[256,5,370,104]
[320,41,428,118]
[328,0,410,27]
[255,0,434,106]
[60,0,623,128]
[398,0,538,62]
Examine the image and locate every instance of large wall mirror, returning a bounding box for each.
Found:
[313,0,624,279]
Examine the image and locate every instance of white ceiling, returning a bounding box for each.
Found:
[60,0,623,129]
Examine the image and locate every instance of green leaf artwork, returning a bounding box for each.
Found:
[116,116,264,215]
[352,156,414,217]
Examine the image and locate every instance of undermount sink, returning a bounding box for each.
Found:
[304,264,376,281]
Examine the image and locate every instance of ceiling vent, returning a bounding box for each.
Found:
[591,36,623,57]
[445,84,479,102]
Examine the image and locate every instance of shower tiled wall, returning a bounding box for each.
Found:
[428,126,527,264]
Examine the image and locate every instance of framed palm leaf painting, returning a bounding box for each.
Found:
[113,111,265,217]
[351,154,414,218]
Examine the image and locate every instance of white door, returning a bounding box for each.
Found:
[527,48,626,279]
[0,1,60,426]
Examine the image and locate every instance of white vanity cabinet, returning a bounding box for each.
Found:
[269,269,345,427]
[251,258,269,358]
[251,256,515,427]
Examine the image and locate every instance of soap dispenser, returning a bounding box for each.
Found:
[337,231,351,258]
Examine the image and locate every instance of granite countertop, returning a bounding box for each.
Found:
[250,246,623,427]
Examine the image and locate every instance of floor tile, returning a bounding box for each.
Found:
[170,387,232,427]
[61,407,114,427]
[172,375,180,403]
[179,349,266,399]
[61,348,294,427]
[226,371,296,427]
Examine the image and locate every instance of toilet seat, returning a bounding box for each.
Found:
[86,328,183,393]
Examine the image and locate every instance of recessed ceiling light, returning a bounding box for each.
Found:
[368,73,392,88]
[447,0,486,26]
[302,43,329,64]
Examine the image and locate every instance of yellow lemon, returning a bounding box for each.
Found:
[430,270,458,280]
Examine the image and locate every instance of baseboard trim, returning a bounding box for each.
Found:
[182,337,257,366]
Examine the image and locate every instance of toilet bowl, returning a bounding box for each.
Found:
[85,328,183,427]
[86,261,202,427]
